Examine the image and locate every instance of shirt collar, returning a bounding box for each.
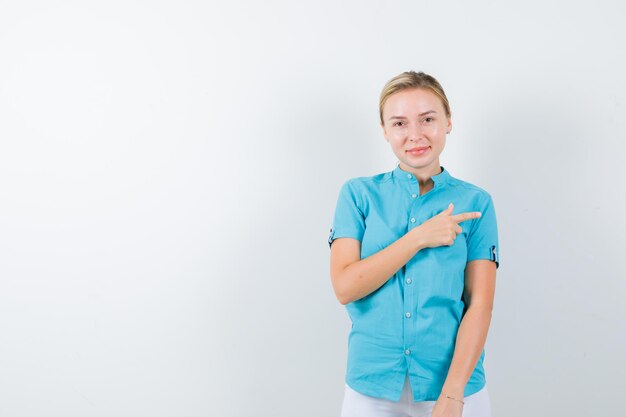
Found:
[392,163,452,189]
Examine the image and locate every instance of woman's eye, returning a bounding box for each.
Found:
[424,117,434,123]
[394,121,404,126]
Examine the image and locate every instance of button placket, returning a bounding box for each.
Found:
[403,175,427,369]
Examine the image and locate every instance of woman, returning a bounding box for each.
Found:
[328,71,499,417]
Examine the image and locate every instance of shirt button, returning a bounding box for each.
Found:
[410,218,416,223]
[406,174,411,179]
[412,193,417,198]
[405,349,411,355]
[406,278,412,284]
[405,312,411,318]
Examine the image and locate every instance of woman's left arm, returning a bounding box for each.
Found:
[441,259,497,399]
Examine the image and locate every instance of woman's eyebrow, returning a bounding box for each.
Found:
[387,110,437,121]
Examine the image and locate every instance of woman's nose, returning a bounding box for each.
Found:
[408,123,424,140]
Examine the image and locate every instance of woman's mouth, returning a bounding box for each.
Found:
[407,147,430,156]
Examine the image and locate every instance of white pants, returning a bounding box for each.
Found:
[340,372,492,417]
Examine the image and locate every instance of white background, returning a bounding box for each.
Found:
[1,1,624,416]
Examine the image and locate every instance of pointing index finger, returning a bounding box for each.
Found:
[451,211,482,224]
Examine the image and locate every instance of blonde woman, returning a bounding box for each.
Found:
[328,71,499,417]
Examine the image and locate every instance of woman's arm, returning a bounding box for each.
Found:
[330,206,482,305]
[440,259,497,397]
[329,227,426,305]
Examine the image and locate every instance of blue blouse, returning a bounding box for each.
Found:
[328,163,500,402]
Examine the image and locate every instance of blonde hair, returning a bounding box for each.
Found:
[379,71,451,126]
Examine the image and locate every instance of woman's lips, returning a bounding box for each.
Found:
[407,147,430,156]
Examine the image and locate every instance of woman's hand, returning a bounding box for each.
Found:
[414,202,481,249]
[431,395,464,417]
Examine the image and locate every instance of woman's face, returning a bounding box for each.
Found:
[381,88,452,174]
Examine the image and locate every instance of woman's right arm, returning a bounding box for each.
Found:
[329,226,426,305]
[329,203,481,305]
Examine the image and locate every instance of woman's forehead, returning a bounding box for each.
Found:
[384,88,444,114]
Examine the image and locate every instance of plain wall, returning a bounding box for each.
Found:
[0,0,624,416]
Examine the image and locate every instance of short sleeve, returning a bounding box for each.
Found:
[327,180,366,248]
[466,193,500,268]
